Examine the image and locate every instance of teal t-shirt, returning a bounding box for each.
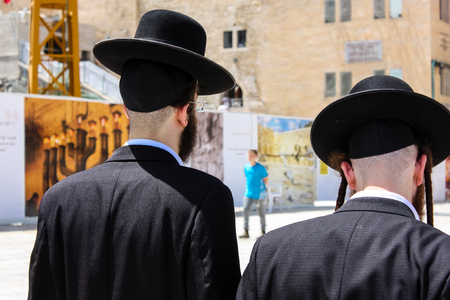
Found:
[244,162,268,200]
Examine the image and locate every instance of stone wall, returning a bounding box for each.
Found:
[255,0,434,117]
[2,0,450,117]
[130,0,445,117]
[77,0,138,42]
[431,0,450,105]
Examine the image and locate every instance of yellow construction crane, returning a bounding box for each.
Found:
[28,0,80,97]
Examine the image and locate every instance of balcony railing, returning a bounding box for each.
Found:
[79,61,121,102]
[230,97,243,107]
[19,40,121,102]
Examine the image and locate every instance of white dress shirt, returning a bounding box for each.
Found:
[349,189,420,221]
[124,139,183,166]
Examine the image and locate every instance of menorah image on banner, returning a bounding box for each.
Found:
[25,97,129,216]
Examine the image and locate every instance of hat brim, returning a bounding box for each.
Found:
[92,38,236,95]
[311,89,450,169]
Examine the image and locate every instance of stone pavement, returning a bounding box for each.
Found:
[1,202,449,299]
[0,225,36,300]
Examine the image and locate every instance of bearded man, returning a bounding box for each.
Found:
[237,75,450,299]
[28,10,240,300]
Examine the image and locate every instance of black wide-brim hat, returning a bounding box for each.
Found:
[92,9,235,95]
[311,75,450,169]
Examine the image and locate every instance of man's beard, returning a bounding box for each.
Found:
[412,183,426,221]
[178,106,198,163]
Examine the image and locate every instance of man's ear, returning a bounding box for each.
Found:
[122,104,129,119]
[341,161,356,190]
[176,104,189,128]
[414,154,427,186]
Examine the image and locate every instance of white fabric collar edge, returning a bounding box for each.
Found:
[350,190,420,221]
[123,139,183,166]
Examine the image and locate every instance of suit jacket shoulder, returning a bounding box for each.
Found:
[237,197,450,300]
[30,145,240,300]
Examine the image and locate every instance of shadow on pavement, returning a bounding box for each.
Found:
[0,224,37,232]
[235,205,334,217]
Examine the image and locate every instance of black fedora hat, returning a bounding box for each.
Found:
[311,75,450,169]
[92,9,235,95]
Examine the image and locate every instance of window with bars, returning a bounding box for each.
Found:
[237,30,247,48]
[374,0,385,19]
[374,70,385,75]
[325,0,336,23]
[226,85,244,107]
[325,73,336,97]
[340,72,352,95]
[390,0,402,18]
[441,67,450,96]
[223,31,232,49]
[340,0,351,22]
[441,0,449,23]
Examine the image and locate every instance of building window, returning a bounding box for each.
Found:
[441,0,450,23]
[374,70,385,75]
[389,68,402,79]
[325,0,335,23]
[325,73,336,97]
[390,0,402,18]
[340,0,351,22]
[374,0,385,19]
[223,31,232,49]
[441,67,450,96]
[340,72,352,95]
[237,30,247,48]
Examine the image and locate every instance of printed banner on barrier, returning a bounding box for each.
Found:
[257,116,314,206]
[24,97,129,216]
[0,94,25,220]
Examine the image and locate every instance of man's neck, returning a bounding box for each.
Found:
[359,186,413,204]
[129,130,180,156]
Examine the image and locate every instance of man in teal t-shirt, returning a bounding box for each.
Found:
[239,149,268,238]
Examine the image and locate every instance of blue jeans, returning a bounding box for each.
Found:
[243,196,266,232]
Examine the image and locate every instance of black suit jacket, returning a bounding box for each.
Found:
[28,145,241,300]
[237,198,450,299]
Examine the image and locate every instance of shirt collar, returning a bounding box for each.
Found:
[350,190,420,221]
[123,139,183,166]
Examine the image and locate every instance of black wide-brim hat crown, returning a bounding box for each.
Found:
[311,75,450,169]
[92,9,235,95]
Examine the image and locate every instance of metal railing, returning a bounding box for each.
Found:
[230,97,243,107]
[19,40,121,102]
[79,60,121,102]
[19,40,29,65]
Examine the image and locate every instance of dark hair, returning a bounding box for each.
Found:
[328,152,350,211]
[249,149,258,156]
[170,79,199,111]
[418,144,434,226]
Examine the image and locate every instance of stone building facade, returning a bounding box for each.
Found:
[2,0,450,118]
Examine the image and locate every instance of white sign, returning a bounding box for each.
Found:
[223,113,257,207]
[432,160,446,202]
[345,40,382,63]
[315,156,346,201]
[0,94,25,222]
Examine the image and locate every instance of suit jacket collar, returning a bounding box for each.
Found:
[106,145,180,165]
[335,197,417,220]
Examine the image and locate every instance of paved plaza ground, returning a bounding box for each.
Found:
[1,201,449,300]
